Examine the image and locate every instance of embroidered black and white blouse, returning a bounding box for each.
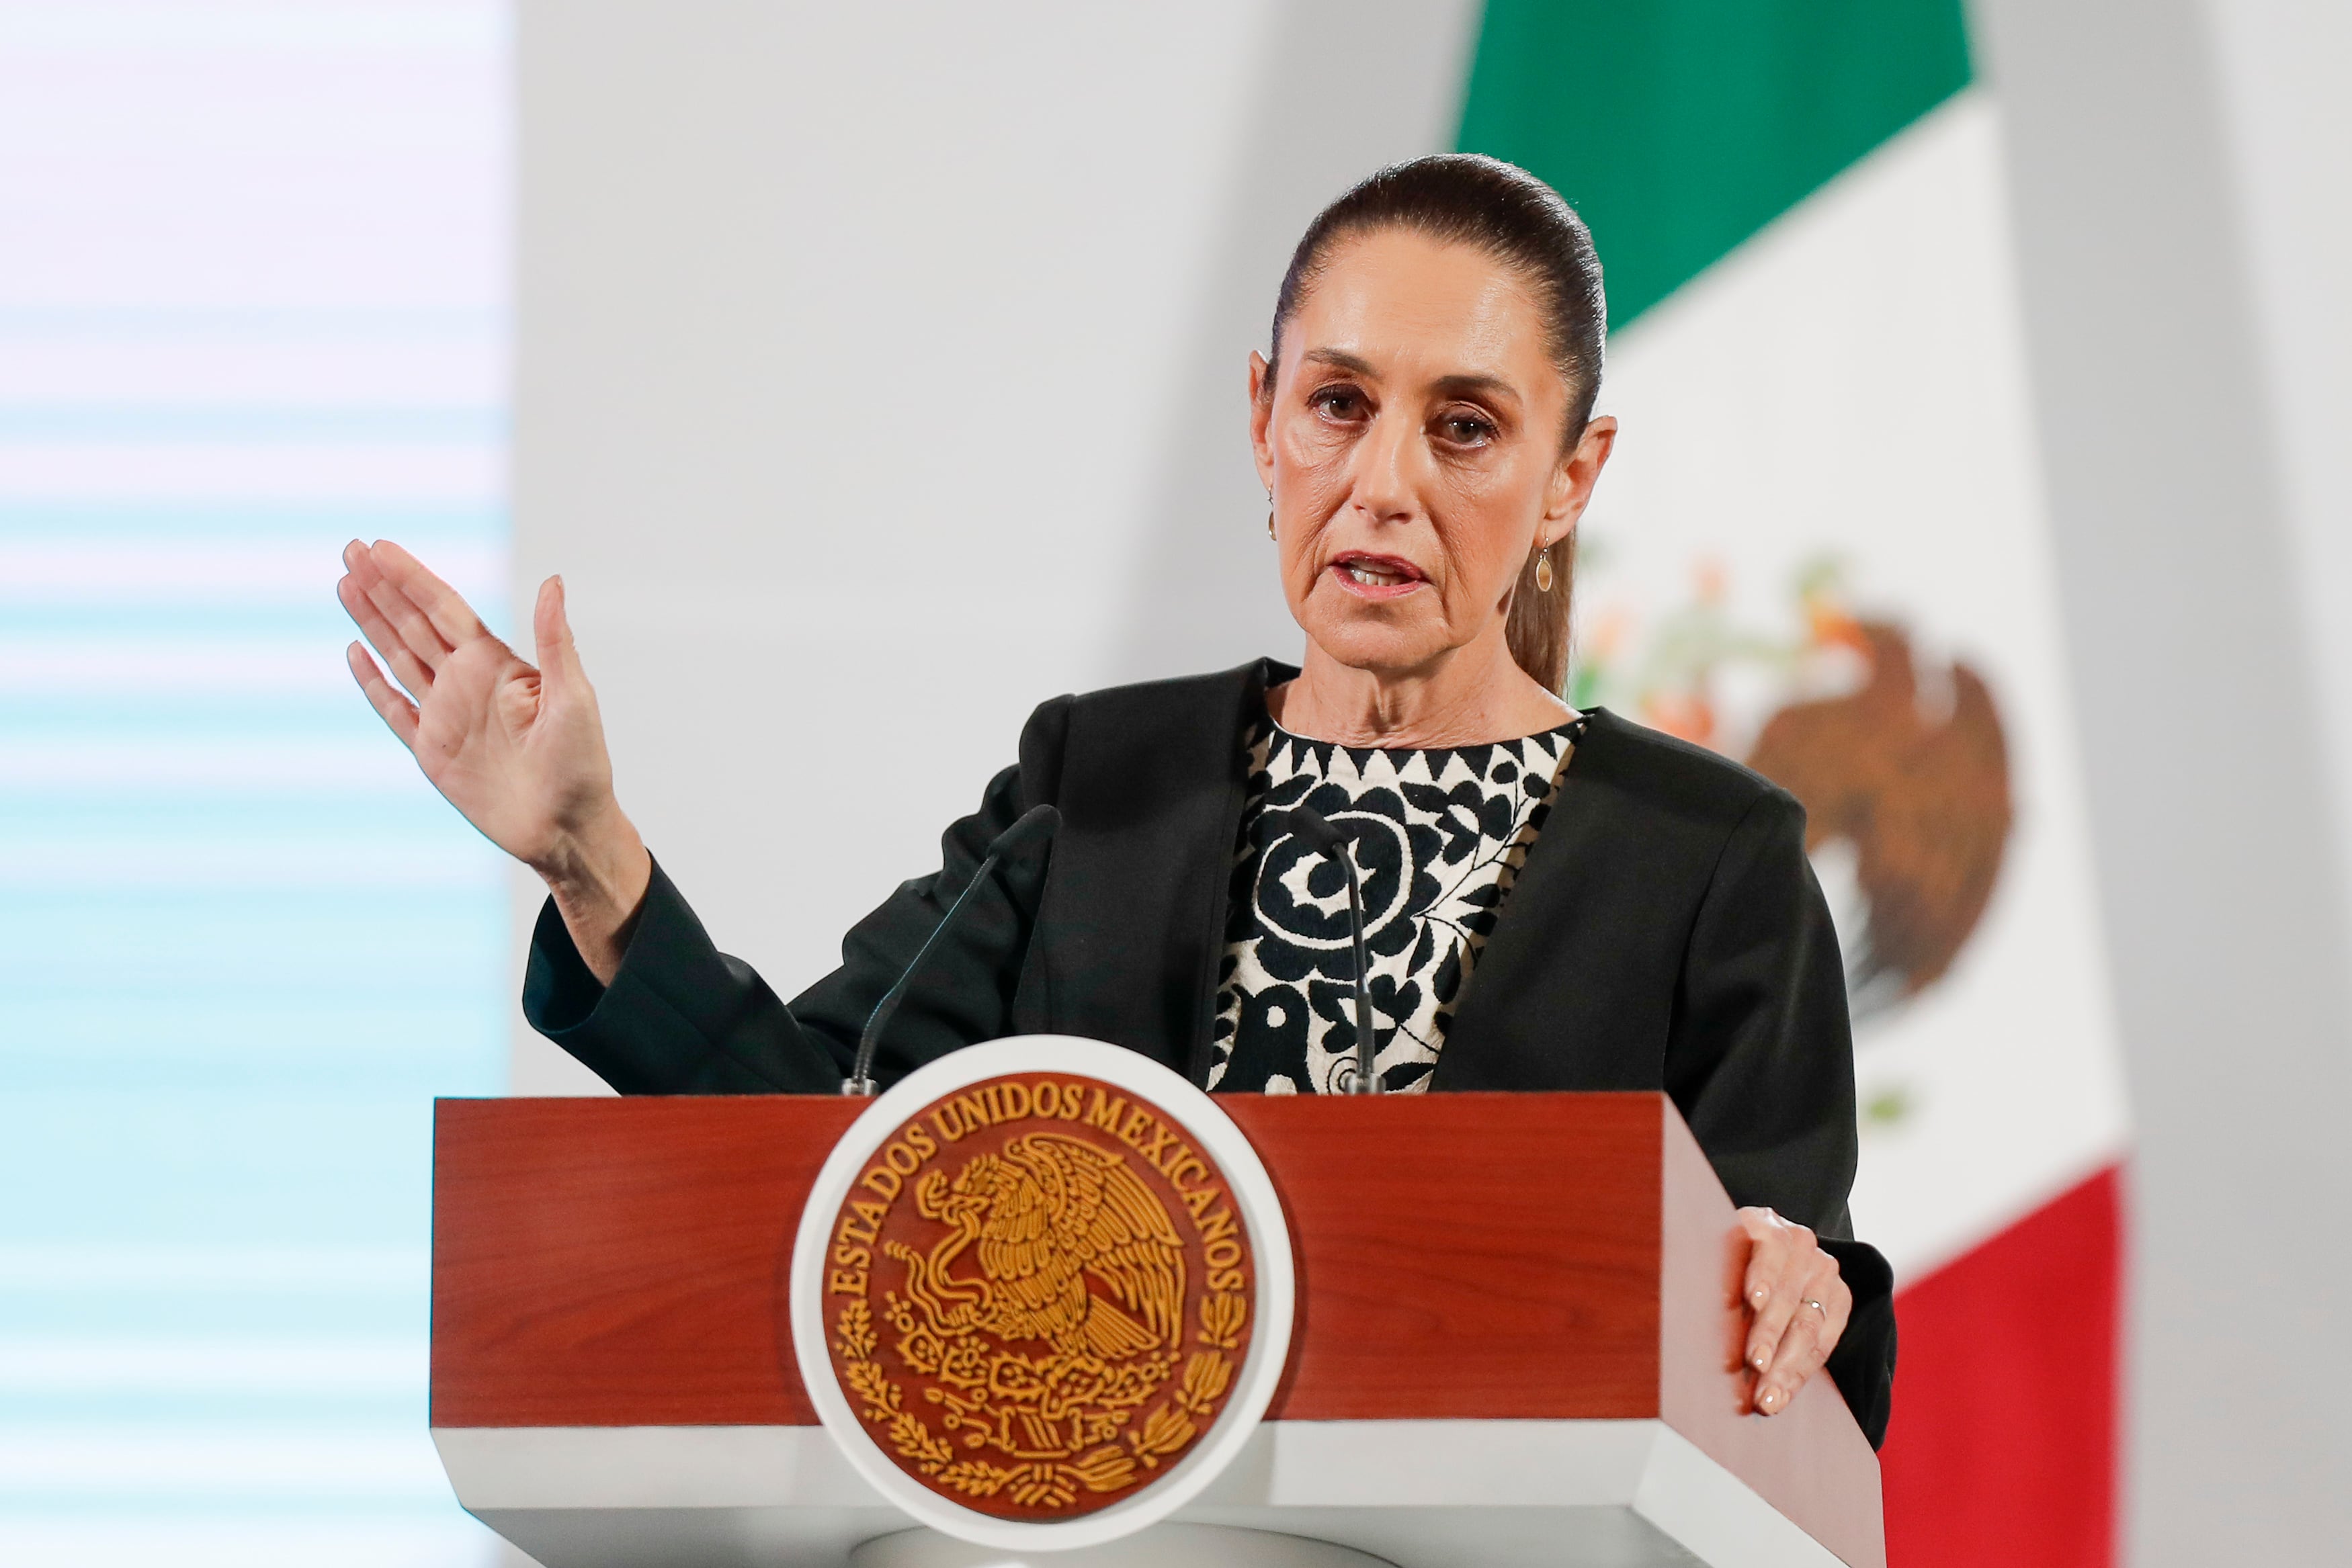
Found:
[1208,712,1585,1094]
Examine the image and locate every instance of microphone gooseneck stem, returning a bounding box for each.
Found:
[842,803,1061,1096]
[1279,805,1380,1096]
[844,849,1006,1095]
[1332,840,1377,1096]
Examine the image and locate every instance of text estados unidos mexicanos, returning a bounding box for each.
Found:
[827,1079,1247,1297]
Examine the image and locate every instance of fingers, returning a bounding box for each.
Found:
[1740,1211,1812,1384]
[1758,1265,1851,1415]
[532,574,581,695]
[1735,1205,1851,1418]
[369,537,491,651]
[339,539,452,689]
[346,642,420,749]
[337,561,437,699]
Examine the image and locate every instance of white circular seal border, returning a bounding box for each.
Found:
[788,1036,1297,1552]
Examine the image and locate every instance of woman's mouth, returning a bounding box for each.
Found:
[1330,553,1425,599]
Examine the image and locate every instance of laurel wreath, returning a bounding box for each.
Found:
[832,1288,1250,1504]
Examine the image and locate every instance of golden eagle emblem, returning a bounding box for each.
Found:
[1585,561,2013,1030]
[820,1074,1255,1520]
[898,1132,1187,1362]
[1746,617,2011,1020]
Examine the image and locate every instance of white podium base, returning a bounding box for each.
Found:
[435,1418,1848,1568]
[851,1522,1394,1568]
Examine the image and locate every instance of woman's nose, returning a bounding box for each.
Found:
[1347,409,1424,523]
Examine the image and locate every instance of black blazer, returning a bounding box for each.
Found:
[526,658,1896,1444]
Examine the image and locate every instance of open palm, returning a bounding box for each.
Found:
[336,539,624,881]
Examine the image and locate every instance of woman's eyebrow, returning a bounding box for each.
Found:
[1301,347,1378,376]
[1431,372,1518,403]
[1298,351,1518,406]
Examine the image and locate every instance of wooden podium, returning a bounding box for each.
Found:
[430,1091,1883,1567]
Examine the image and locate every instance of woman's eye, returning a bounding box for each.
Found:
[1310,388,1366,420]
[1441,414,1496,444]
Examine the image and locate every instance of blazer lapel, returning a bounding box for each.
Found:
[1431,709,1683,1092]
[1031,658,1281,1081]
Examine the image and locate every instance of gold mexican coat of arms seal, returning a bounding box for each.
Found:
[817,1071,1257,1522]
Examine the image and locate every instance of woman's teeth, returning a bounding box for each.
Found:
[1344,563,1409,586]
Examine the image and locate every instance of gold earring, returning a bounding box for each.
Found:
[1535,547,1555,593]
[1267,499,1276,541]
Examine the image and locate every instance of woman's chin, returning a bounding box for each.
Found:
[1296,613,1454,678]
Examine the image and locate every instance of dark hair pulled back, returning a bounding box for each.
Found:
[1265,154,1606,697]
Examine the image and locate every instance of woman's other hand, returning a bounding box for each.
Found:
[337,540,648,980]
[1734,1206,1851,1418]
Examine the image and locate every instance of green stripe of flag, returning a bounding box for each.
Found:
[1457,0,1973,329]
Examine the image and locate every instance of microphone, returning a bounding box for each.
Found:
[842,803,1062,1096]
[1270,806,1380,1096]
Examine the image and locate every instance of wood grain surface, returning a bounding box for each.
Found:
[431,1092,1663,1428]
[1232,1093,1661,1420]
[432,1095,862,1428]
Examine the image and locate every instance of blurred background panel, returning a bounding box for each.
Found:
[0,3,509,1563]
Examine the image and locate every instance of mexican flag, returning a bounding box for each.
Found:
[1458,3,2128,1563]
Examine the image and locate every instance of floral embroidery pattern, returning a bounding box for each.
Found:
[1208,716,1580,1094]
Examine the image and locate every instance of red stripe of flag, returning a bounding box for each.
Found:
[1879,1164,2124,1567]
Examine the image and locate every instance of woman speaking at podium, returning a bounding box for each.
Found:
[337,156,1894,1446]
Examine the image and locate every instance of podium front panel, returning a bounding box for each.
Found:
[431,1092,1882,1568]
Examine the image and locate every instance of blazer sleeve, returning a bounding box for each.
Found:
[523,752,1050,1095]
[1665,786,1898,1448]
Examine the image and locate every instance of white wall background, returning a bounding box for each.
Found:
[514,0,2352,1559]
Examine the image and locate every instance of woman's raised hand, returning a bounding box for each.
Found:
[337,540,648,979]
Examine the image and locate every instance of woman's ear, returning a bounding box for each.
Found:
[1540,413,1618,548]
[1248,350,1276,493]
